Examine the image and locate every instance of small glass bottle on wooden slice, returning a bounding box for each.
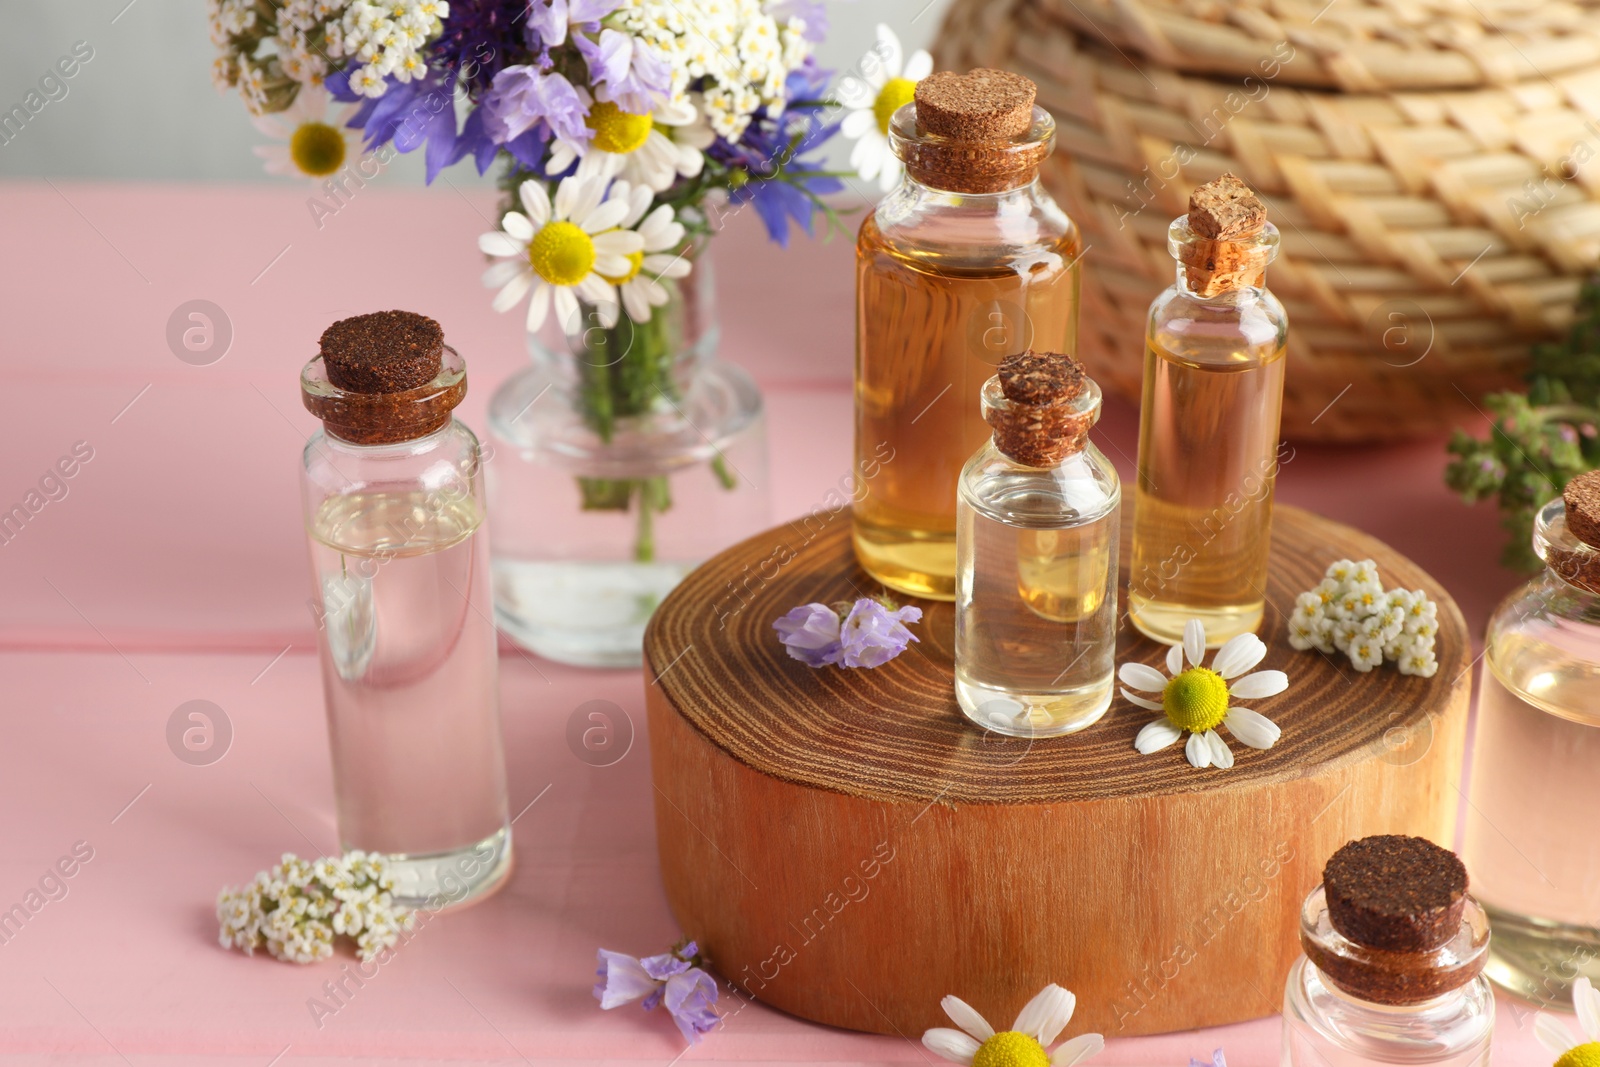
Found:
[1464,473,1600,1005]
[1129,174,1287,647]
[1282,836,1494,1067]
[300,311,512,911]
[955,351,1119,737]
[854,68,1081,601]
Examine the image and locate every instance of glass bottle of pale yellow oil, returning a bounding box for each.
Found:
[955,351,1119,737]
[854,68,1081,601]
[1129,174,1287,646]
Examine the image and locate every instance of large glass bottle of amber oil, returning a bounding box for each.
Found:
[1129,175,1286,646]
[854,69,1080,601]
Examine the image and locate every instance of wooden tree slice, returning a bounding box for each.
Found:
[644,503,1471,1038]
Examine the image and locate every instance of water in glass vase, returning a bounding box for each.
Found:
[1465,640,1600,1004]
[308,489,511,909]
[1129,335,1287,646]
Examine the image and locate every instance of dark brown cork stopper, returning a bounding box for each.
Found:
[319,310,444,394]
[1563,470,1600,548]
[914,69,1035,141]
[1323,836,1467,953]
[987,351,1095,467]
[1180,174,1272,298]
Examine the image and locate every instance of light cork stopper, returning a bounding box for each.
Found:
[986,351,1095,468]
[1181,174,1271,297]
[914,69,1035,141]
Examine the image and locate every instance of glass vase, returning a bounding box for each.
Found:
[485,249,771,667]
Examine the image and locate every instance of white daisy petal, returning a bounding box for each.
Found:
[1223,707,1281,749]
[1185,731,1212,768]
[922,1027,981,1065]
[1536,1012,1578,1055]
[875,23,905,80]
[1121,689,1164,712]
[643,253,690,278]
[1183,619,1206,667]
[1166,642,1184,675]
[1205,729,1234,769]
[841,108,877,138]
[1051,1032,1104,1067]
[521,282,550,332]
[1117,662,1168,692]
[1211,633,1266,678]
[621,282,651,323]
[501,211,534,242]
[1229,670,1288,699]
[518,181,551,225]
[904,50,935,82]
[592,229,645,255]
[575,274,614,306]
[552,285,581,335]
[940,995,995,1042]
[1013,984,1074,1045]
[491,271,533,313]
[483,260,524,289]
[479,232,523,258]
[580,197,632,234]
[1577,976,1600,1041]
[1134,718,1182,753]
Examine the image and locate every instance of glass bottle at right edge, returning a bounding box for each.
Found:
[1129,173,1288,647]
[1464,472,1600,1005]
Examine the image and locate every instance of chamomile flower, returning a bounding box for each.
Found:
[1536,977,1600,1067]
[250,88,365,182]
[479,168,644,335]
[922,983,1104,1067]
[596,179,692,323]
[838,24,933,192]
[1120,619,1287,770]
[546,99,709,192]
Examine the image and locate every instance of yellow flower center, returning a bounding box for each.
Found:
[1163,667,1229,733]
[599,248,644,285]
[587,101,653,154]
[289,121,347,177]
[1557,1043,1600,1067]
[972,1031,1049,1067]
[874,77,917,135]
[527,220,596,286]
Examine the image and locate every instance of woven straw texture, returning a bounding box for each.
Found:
[935,0,1600,440]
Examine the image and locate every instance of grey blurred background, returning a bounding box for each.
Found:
[0,0,953,184]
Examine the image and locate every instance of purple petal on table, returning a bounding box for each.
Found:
[663,968,720,1043]
[593,948,661,1009]
[838,599,921,668]
[639,949,691,981]
[772,603,843,667]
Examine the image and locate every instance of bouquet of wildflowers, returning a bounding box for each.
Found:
[209,0,856,550]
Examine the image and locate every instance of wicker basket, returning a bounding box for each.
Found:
[934,0,1600,440]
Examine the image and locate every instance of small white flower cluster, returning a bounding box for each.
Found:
[1288,559,1440,677]
[208,0,350,113]
[277,0,354,88]
[329,0,450,98]
[217,851,413,964]
[608,0,809,140]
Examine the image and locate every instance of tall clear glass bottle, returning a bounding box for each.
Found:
[300,312,512,910]
[1129,175,1287,647]
[955,352,1119,737]
[1464,482,1600,1005]
[855,69,1081,601]
[1282,836,1494,1067]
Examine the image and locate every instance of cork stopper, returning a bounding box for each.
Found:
[896,69,1052,194]
[914,69,1035,141]
[302,310,463,445]
[1563,470,1600,548]
[319,310,444,394]
[1178,174,1272,297]
[1323,836,1468,953]
[985,351,1097,468]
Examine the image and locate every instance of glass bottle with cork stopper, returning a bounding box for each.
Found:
[955,350,1119,737]
[1283,835,1494,1067]
[1128,173,1287,647]
[1464,470,1600,1004]
[300,310,512,910]
[854,67,1082,602]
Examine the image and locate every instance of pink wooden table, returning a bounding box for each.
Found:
[0,180,1557,1064]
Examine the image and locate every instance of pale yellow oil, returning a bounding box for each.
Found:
[1128,335,1286,646]
[853,215,1080,601]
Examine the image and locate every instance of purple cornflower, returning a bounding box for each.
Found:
[773,603,843,667]
[839,599,922,668]
[527,0,621,48]
[480,65,589,146]
[428,0,533,96]
[594,941,720,1045]
[327,68,462,183]
[576,29,672,114]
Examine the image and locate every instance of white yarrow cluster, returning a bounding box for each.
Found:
[277,0,354,87]
[608,0,810,140]
[217,851,413,964]
[1288,559,1440,677]
[328,0,449,97]
[208,0,354,112]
